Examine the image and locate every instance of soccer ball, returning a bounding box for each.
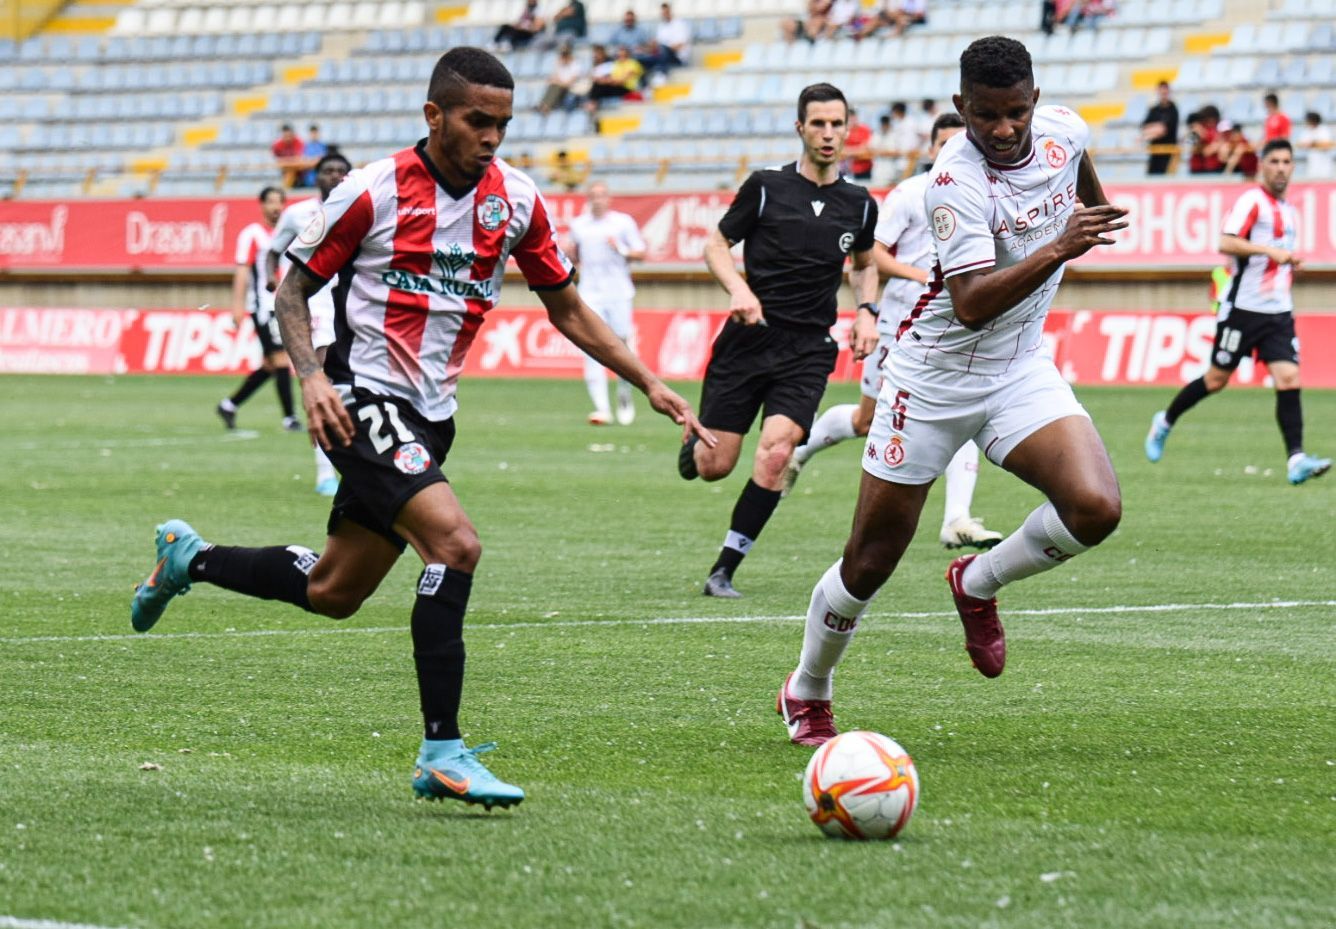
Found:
[803,731,919,840]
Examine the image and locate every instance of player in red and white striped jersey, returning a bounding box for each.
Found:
[129,48,713,809]
[1146,139,1330,485]
[215,186,301,432]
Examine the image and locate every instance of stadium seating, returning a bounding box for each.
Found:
[0,0,1332,196]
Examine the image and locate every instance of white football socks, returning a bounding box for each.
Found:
[942,441,980,528]
[314,446,337,485]
[793,404,860,465]
[583,354,610,416]
[790,559,873,701]
[961,501,1089,599]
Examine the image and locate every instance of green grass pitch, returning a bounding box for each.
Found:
[1,374,1333,929]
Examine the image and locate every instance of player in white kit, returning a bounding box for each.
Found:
[1144,139,1330,485]
[267,152,353,495]
[566,180,647,425]
[784,112,1004,551]
[776,36,1130,745]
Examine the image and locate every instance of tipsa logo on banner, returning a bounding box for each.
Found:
[0,205,67,261]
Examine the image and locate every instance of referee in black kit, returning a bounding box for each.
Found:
[680,82,881,598]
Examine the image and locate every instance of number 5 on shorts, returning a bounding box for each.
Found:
[891,390,910,431]
[358,402,415,454]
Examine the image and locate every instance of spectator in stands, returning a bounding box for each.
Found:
[876,100,921,182]
[300,123,328,187]
[864,0,927,37]
[1041,0,1057,36]
[1297,111,1333,179]
[914,98,938,150]
[272,123,306,187]
[1187,106,1225,174]
[551,0,587,43]
[637,3,692,82]
[538,42,586,114]
[1141,80,1179,176]
[1262,93,1291,143]
[1220,121,1258,179]
[584,44,642,112]
[609,9,651,53]
[1066,0,1114,31]
[843,106,874,182]
[495,0,546,51]
[782,1,834,43]
[549,150,587,192]
[870,113,898,186]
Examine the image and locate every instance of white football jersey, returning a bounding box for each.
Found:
[568,209,645,301]
[873,169,933,339]
[1219,186,1298,315]
[234,221,276,321]
[271,197,337,317]
[899,105,1090,375]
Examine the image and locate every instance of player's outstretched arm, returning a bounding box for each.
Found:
[872,242,930,285]
[230,264,249,328]
[847,247,881,362]
[703,228,763,325]
[947,202,1128,330]
[1075,151,1112,209]
[274,269,353,450]
[1220,233,1300,268]
[538,283,716,446]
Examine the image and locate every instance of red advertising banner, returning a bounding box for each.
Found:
[4,305,1334,388]
[4,182,1334,271]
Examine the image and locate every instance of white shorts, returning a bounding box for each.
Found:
[310,291,336,350]
[859,333,895,400]
[580,291,634,340]
[863,352,1089,485]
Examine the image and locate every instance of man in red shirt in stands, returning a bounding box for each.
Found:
[271,123,302,159]
[844,106,873,181]
[1263,93,1291,142]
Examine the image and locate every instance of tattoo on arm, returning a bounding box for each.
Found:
[274,272,323,378]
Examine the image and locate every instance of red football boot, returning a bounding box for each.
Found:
[945,555,1006,678]
[777,672,838,746]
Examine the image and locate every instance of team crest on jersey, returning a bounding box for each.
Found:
[297,209,326,246]
[932,206,957,240]
[1044,139,1068,169]
[838,232,854,253]
[476,194,511,231]
[393,442,432,475]
[883,436,905,467]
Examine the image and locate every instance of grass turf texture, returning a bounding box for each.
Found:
[1,374,1334,929]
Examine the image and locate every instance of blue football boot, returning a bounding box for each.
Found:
[1287,453,1332,485]
[130,520,205,633]
[412,740,525,810]
[1144,411,1171,463]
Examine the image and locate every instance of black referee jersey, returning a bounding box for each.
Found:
[717,162,877,329]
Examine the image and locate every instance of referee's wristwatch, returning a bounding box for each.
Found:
[857,302,879,317]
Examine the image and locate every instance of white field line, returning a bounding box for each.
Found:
[2,599,1333,646]
[0,917,133,929]
[7,431,260,452]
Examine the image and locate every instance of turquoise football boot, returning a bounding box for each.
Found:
[1287,453,1332,485]
[412,740,525,810]
[130,520,205,633]
[1144,411,1171,463]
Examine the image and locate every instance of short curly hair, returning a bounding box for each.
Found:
[428,47,515,109]
[959,36,1033,90]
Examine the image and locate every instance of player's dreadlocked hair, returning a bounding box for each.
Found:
[428,47,515,109]
[797,83,847,122]
[930,112,965,148]
[959,36,1033,90]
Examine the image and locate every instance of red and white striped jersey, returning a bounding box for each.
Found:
[1219,186,1298,316]
[287,141,574,421]
[235,221,276,321]
[901,106,1089,376]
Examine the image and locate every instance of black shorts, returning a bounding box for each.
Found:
[1211,308,1298,371]
[253,311,283,356]
[698,320,839,440]
[325,392,455,552]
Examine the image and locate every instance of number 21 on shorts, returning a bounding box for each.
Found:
[358,401,415,454]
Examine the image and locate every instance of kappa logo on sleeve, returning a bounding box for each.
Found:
[931,206,957,240]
